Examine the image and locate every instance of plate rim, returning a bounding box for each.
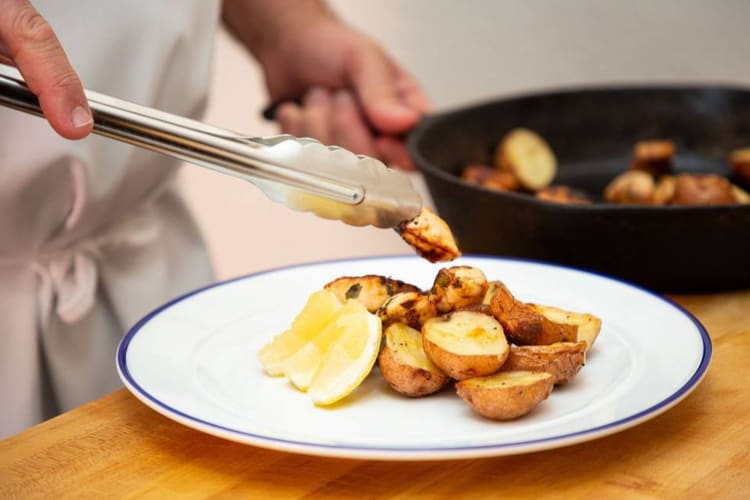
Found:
[116,254,712,460]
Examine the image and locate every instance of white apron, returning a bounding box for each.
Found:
[0,0,220,438]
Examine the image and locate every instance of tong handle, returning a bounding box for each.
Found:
[0,64,363,205]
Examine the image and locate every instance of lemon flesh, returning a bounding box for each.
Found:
[258,290,343,376]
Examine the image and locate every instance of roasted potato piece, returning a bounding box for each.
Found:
[495,128,557,191]
[528,304,602,352]
[501,342,586,384]
[456,371,554,420]
[535,185,591,204]
[630,140,675,176]
[461,165,520,191]
[323,275,419,313]
[430,266,489,313]
[487,281,576,346]
[604,170,655,204]
[481,170,521,192]
[652,175,676,205]
[729,147,750,185]
[378,291,436,330]
[732,184,750,204]
[422,311,509,380]
[671,174,737,205]
[396,207,461,263]
[378,323,450,397]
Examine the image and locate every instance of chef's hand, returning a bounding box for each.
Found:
[0,0,92,139]
[222,0,429,170]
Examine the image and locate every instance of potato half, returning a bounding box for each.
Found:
[487,282,575,346]
[430,266,489,313]
[378,291,436,330]
[422,311,508,380]
[528,304,602,351]
[501,342,586,384]
[456,371,554,420]
[495,128,557,191]
[378,323,450,397]
[323,275,419,313]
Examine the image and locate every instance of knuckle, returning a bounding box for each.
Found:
[12,7,55,44]
[50,70,80,91]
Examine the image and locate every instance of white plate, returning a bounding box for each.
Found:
[117,255,711,461]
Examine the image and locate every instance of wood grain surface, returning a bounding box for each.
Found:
[1,291,749,499]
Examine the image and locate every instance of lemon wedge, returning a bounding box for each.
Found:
[258,290,343,376]
[307,303,382,405]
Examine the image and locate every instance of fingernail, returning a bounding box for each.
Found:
[72,105,93,128]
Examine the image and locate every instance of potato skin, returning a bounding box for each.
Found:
[378,344,449,398]
[456,371,554,420]
[422,312,508,381]
[501,342,586,384]
[488,282,579,346]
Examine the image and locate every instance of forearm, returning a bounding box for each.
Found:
[221,0,335,64]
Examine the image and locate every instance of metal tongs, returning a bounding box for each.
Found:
[0,64,421,228]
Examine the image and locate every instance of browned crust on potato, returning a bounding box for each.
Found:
[501,342,586,384]
[429,266,489,313]
[378,291,436,330]
[378,344,449,397]
[488,282,577,346]
[456,371,555,420]
[396,207,461,263]
[323,275,419,313]
[671,174,737,205]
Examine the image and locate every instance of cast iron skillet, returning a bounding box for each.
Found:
[407,86,750,292]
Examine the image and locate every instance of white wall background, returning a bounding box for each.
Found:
[180,0,750,280]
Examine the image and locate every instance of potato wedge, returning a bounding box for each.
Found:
[323,275,419,313]
[430,266,489,313]
[501,342,586,384]
[396,207,461,263]
[495,128,557,191]
[422,311,508,380]
[528,304,602,351]
[378,323,450,397]
[733,184,750,204]
[456,371,554,420]
[378,291,436,330]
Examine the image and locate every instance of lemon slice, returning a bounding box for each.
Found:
[307,304,382,405]
[283,299,371,391]
[258,290,343,376]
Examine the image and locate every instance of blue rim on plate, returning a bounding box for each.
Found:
[116,255,712,460]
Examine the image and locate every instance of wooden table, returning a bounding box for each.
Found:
[1,290,749,498]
